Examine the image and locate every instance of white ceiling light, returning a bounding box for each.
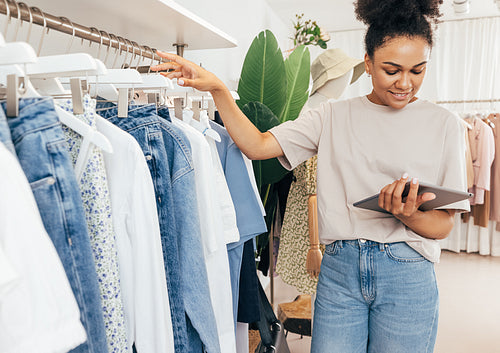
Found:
[453,0,470,14]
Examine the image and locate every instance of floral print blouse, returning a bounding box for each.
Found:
[57,95,128,353]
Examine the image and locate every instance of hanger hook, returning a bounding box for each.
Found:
[135,43,143,70]
[88,26,99,49]
[12,0,21,42]
[19,3,33,43]
[100,30,111,65]
[121,38,131,68]
[2,0,10,38]
[31,7,47,56]
[59,17,75,54]
[89,27,102,57]
[129,40,139,69]
[145,46,154,74]
[110,34,122,69]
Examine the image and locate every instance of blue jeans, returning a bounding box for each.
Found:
[0,107,15,154]
[311,240,439,353]
[1,98,108,353]
[97,102,220,353]
[96,101,189,352]
[157,110,221,353]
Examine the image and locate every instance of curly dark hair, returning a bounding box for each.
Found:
[354,0,443,58]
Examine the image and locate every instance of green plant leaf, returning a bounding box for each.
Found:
[279,45,311,123]
[242,102,290,187]
[236,30,287,118]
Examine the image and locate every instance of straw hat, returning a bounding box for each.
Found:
[310,48,365,95]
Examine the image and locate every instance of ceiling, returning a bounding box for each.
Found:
[266,0,500,32]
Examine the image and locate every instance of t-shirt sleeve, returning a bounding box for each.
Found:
[436,114,471,212]
[268,102,326,170]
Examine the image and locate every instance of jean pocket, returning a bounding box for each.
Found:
[30,175,57,190]
[385,242,427,263]
[324,241,339,256]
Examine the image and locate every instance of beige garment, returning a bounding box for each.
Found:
[487,114,500,230]
[270,96,469,263]
[463,121,474,190]
[465,116,496,205]
[276,156,324,294]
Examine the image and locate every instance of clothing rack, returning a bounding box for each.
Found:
[0,0,176,64]
[435,98,500,105]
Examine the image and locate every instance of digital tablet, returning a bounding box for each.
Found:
[353,181,473,214]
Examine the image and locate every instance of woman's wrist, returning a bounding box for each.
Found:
[209,78,228,95]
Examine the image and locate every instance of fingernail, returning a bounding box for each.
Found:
[402,172,408,179]
[412,177,418,184]
[178,79,184,86]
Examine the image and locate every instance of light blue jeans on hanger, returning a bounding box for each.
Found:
[311,239,439,353]
[0,98,108,353]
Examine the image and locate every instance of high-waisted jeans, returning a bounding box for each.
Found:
[311,239,439,353]
[0,98,108,353]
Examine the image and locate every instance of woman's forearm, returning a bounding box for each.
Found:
[210,87,283,160]
[395,209,455,239]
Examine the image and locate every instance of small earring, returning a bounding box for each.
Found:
[367,73,371,77]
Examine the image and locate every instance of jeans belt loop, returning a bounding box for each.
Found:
[337,240,343,248]
[379,242,385,251]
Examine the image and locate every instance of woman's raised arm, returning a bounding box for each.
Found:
[151,51,283,161]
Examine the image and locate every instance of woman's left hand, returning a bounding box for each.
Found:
[379,173,436,220]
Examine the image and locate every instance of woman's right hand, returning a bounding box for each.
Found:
[150,50,226,93]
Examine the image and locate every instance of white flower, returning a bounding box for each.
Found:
[320,28,330,42]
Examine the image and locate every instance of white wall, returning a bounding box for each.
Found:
[0,0,291,92]
[170,0,292,90]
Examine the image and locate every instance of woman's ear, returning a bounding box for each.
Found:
[364,53,372,76]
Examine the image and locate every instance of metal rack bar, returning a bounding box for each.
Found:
[435,98,500,104]
[0,0,176,62]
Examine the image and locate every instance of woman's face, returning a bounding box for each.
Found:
[365,36,431,109]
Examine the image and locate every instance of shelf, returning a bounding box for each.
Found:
[19,0,238,51]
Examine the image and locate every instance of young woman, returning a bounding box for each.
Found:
[152,0,469,351]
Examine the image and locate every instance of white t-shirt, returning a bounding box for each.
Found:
[172,116,236,353]
[269,96,470,262]
[0,142,87,353]
[95,116,175,353]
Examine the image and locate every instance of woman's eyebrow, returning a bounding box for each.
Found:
[382,61,427,68]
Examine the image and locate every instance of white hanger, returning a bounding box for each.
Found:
[0,42,37,65]
[61,68,143,117]
[5,69,113,154]
[28,54,102,96]
[132,74,174,90]
[0,32,5,47]
[185,109,221,142]
[25,53,98,78]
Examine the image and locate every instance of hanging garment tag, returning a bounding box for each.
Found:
[70,78,84,115]
[192,100,201,121]
[174,97,184,120]
[118,88,129,118]
[6,74,19,118]
[207,100,215,120]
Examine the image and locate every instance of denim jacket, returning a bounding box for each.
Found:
[157,107,221,353]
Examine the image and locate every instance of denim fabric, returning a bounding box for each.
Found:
[156,106,172,122]
[0,107,15,154]
[227,243,245,328]
[237,239,260,323]
[311,239,439,353]
[97,102,220,353]
[1,98,108,353]
[157,108,220,353]
[96,101,188,352]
